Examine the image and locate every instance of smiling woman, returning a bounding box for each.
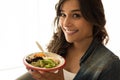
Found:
[17,0,120,80]
[0,0,120,80]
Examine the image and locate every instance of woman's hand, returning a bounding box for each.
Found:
[28,69,64,80]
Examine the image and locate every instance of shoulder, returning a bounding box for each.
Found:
[98,59,120,80]
[93,42,119,61]
[90,43,120,79]
[89,42,120,71]
[88,39,119,61]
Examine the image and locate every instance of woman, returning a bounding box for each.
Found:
[16,0,120,80]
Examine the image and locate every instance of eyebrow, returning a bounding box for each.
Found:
[71,9,81,12]
[61,9,81,12]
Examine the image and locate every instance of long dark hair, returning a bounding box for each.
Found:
[47,0,109,56]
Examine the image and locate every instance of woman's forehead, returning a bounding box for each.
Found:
[60,0,80,11]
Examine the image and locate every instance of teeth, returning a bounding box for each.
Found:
[65,29,77,34]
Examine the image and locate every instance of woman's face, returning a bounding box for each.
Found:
[59,0,93,43]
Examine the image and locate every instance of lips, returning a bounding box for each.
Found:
[64,29,79,35]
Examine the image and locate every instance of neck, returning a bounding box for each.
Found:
[65,38,93,73]
[71,37,93,55]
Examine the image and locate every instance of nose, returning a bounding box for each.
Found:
[63,17,72,27]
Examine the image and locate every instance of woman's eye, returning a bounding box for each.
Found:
[59,13,66,17]
[73,14,81,18]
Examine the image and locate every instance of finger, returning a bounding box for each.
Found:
[28,69,34,74]
[38,70,64,80]
[58,69,63,74]
[38,70,62,78]
[28,70,42,79]
[27,69,48,80]
[39,71,51,77]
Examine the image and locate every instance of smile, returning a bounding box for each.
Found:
[64,29,79,35]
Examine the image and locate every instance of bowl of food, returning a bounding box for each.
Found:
[23,52,66,72]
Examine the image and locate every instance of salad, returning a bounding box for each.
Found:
[26,52,60,68]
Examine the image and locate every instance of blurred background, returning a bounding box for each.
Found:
[0,0,120,80]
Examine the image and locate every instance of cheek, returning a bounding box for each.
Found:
[82,27,93,36]
[79,21,93,35]
[58,20,64,32]
[59,19,63,27]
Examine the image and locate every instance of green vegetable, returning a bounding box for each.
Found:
[31,59,58,68]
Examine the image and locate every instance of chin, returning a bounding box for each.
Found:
[66,38,74,43]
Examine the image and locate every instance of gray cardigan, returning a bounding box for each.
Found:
[74,39,120,80]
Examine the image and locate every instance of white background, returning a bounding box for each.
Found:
[0,0,120,80]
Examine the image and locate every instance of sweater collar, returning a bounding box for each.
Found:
[80,39,100,65]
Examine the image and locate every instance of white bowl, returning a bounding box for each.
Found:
[23,52,66,72]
